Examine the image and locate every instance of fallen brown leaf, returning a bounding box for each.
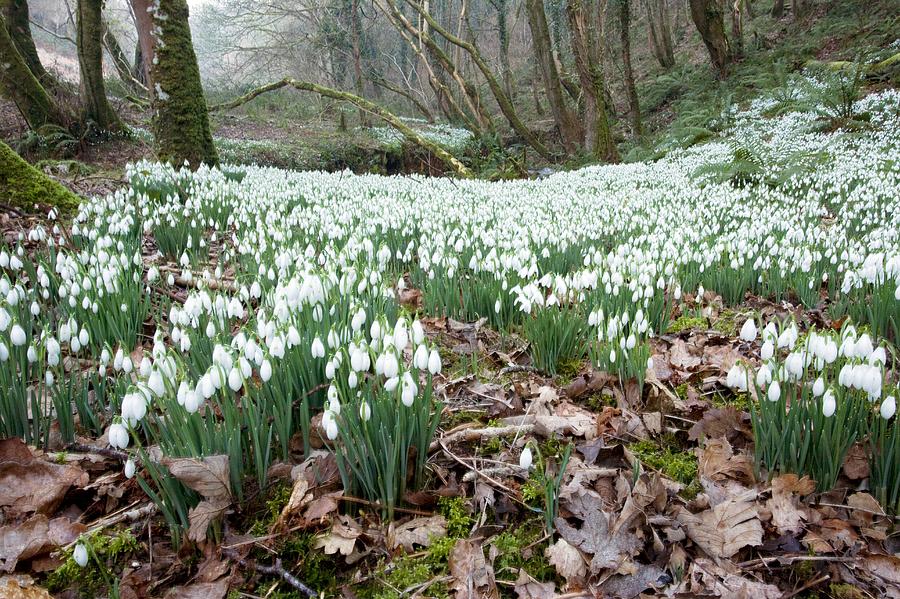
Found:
[162,578,229,599]
[676,490,763,560]
[315,515,360,557]
[513,568,555,599]
[766,474,814,535]
[388,516,447,552]
[0,575,53,598]
[0,438,87,515]
[0,515,86,572]
[449,539,498,599]
[546,538,586,585]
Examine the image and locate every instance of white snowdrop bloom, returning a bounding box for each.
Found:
[228,367,243,392]
[78,328,89,347]
[260,359,272,382]
[139,358,152,377]
[108,423,130,449]
[325,417,339,441]
[822,390,836,418]
[519,447,533,470]
[10,324,26,346]
[411,320,425,345]
[609,349,617,364]
[761,340,774,361]
[184,390,203,414]
[755,364,772,388]
[311,337,325,358]
[45,370,54,386]
[739,318,757,342]
[383,352,399,379]
[122,356,133,374]
[384,376,400,393]
[726,364,747,392]
[414,344,429,370]
[348,370,358,389]
[869,347,887,366]
[812,377,825,397]
[0,342,7,362]
[359,402,372,421]
[124,459,136,479]
[855,334,874,359]
[428,349,442,375]
[148,371,165,397]
[881,396,897,420]
[73,543,89,568]
[200,373,216,399]
[767,380,781,402]
[121,393,147,425]
[401,372,417,407]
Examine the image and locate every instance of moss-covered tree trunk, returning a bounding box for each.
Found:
[103,19,146,96]
[0,14,67,129]
[619,0,641,137]
[77,0,124,132]
[566,0,618,162]
[645,0,675,69]
[0,0,60,90]
[771,0,784,18]
[689,0,731,76]
[130,0,217,167]
[0,140,80,213]
[525,0,581,154]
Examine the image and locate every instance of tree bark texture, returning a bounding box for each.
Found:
[689,0,731,75]
[77,0,123,132]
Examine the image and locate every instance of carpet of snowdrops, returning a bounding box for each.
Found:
[2,82,900,557]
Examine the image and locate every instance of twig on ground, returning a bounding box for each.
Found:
[430,423,533,452]
[224,549,317,598]
[339,495,434,516]
[499,364,538,374]
[66,442,129,462]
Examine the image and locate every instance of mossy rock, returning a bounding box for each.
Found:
[0,140,81,214]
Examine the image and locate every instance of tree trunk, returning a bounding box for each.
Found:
[372,76,435,121]
[494,0,515,102]
[566,0,618,161]
[103,19,146,95]
[771,0,784,17]
[130,0,217,167]
[619,0,641,136]
[0,0,59,90]
[730,0,744,58]
[0,140,80,213]
[349,0,370,126]
[793,0,808,20]
[645,0,675,68]
[77,0,123,132]
[132,42,147,86]
[531,70,545,116]
[689,0,731,75]
[0,14,66,129]
[525,0,580,153]
[406,0,555,158]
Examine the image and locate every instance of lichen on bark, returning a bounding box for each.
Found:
[140,0,218,167]
[0,140,81,213]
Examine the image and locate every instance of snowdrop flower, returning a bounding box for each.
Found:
[383,352,399,379]
[881,396,896,420]
[755,364,772,388]
[73,543,89,568]
[124,459,136,479]
[260,359,272,382]
[311,337,325,358]
[359,402,372,422]
[767,380,781,402]
[726,364,748,392]
[184,390,203,414]
[428,349,442,375]
[812,377,825,397]
[108,422,130,449]
[10,324,26,347]
[822,390,836,418]
[761,340,774,361]
[519,447,533,470]
[411,320,425,345]
[739,318,757,342]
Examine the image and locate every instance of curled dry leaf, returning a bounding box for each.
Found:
[164,455,232,543]
[683,557,782,598]
[275,477,310,529]
[388,515,447,552]
[546,538,586,585]
[315,515,360,557]
[162,578,229,599]
[766,474,814,535]
[0,438,87,516]
[0,515,86,572]
[676,490,763,561]
[0,576,53,599]
[513,568,555,599]
[449,539,498,599]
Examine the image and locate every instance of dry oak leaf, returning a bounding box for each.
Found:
[304,492,342,522]
[862,553,900,591]
[676,490,763,560]
[696,437,755,485]
[847,492,888,530]
[546,538,587,584]
[275,477,310,528]
[162,578,229,599]
[388,515,447,552]
[449,539,498,599]
[555,489,642,574]
[164,455,232,543]
[766,474,814,535]
[513,568,555,599]
[669,338,702,371]
[315,515,360,557]
[0,576,53,599]
[0,515,86,572]
[0,438,87,515]
[685,557,782,598]
[842,442,870,480]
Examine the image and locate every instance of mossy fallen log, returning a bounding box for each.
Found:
[0,140,81,214]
